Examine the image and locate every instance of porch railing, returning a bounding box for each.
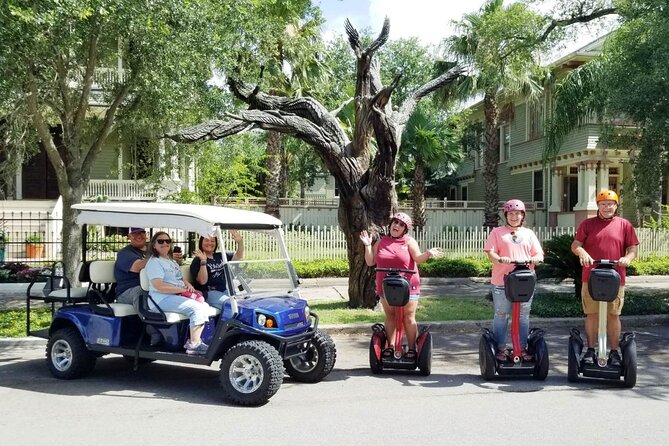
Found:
[85,180,156,201]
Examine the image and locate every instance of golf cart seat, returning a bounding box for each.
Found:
[87,260,136,317]
[139,268,219,323]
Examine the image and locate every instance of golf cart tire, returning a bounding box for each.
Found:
[220,340,284,406]
[622,340,637,389]
[285,329,337,383]
[46,327,97,380]
[479,335,495,381]
[417,331,432,376]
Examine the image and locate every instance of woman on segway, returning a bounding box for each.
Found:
[360,213,444,360]
[483,199,543,362]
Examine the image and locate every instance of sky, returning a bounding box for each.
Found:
[316,0,615,60]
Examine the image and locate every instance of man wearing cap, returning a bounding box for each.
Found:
[114,227,149,310]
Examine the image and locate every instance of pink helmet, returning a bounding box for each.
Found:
[391,212,413,231]
[503,199,526,213]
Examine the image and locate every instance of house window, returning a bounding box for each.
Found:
[473,128,483,170]
[448,186,457,201]
[527,99,544,140]
[461,186,468,201]
[499,124,510,162]
[533,170,544,202]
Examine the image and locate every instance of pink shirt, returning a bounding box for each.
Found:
[575,216,639,285]
[375,235,420,296]
[484,226,543,286]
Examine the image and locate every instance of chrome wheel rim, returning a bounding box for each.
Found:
[229,354,264,394]
[51,339,73,372]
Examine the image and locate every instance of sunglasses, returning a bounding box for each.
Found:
[156,239,172,245]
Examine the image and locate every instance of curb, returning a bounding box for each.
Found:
[2,315,668,345]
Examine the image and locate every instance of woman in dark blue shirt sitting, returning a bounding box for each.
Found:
[190,230,244,309]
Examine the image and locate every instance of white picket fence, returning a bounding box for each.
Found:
[272,226,667,262]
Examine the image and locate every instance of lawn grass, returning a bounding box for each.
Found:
[0,307,52,338]
[311,296,492,325]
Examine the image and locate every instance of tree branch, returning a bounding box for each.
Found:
[72,30,99,143]
[168,119,253,143]
[540,7,618,42]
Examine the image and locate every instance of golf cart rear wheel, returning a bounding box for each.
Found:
[478,335,495,381]
[417,331,432,376]
[284,329,337,383]
[622,340,637,388]
[46,327,96,380]
[220,340,283,406]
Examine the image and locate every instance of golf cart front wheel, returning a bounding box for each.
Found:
[220,340,283,406]
[284,329,337,383]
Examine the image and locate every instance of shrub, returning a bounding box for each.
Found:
[0,262,48,283]
[419,257,492,277]
[294,259,349,278]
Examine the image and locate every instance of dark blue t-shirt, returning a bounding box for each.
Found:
[114,245,146,296]
[190,251,233,294]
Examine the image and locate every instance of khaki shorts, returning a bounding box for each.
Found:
[581,285,625,315]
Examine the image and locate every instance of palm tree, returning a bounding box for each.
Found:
[401,103,464,230]
[262,9,330,217]
[444,0,549,228]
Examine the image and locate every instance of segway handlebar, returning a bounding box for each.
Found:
[592,259,619,265]
[509,260,541,266]
[375,267,416,275]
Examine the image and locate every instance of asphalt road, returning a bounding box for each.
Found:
[1,326,669,446]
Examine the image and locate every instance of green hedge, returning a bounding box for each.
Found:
[532,291,669,317]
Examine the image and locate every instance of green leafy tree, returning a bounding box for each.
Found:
[0,0,305,281]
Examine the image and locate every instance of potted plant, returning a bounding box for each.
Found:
[25,233,45,258]
[0,230,6,262]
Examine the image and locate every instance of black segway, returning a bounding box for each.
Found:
[567,260,637,388]
[479,261,549,380]
[369,268,432,376]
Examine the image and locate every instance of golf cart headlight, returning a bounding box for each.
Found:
[257,314,267,326]
[256,313,276,328]
[304,305,310,319]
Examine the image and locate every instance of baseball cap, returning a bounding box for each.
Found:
[128,227,146,235]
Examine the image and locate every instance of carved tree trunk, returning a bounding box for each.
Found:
[170,19,463,307]
[412,158,427,230]
[483,91,500,229]
[264,130,282,218]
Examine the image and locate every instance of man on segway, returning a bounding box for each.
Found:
[570,189,639,367]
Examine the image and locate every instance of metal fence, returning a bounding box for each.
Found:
[2,211,669,263]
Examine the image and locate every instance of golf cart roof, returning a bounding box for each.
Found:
[73,202,282,234]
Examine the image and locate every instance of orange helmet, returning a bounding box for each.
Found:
[596,189,618,204]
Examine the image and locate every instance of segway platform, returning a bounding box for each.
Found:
[567,261,637,388]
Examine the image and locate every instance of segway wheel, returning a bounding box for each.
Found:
[478,335,495,381]
[567,339,580,383]
[417,332,432,376]
[622,339,637,388]
[369,334,384,374]
[532,337,549,381]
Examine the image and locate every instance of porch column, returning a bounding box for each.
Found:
[597,162,609,192]
[584,162,598,210]
[549,168,562,212]
[15,167,22,199]
[574,164,585,210]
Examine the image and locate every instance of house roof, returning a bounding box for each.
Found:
[73,202,283,234]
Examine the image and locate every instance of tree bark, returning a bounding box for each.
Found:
[483,91,500,229]
[264,130,282,218]
[412,158,427,230]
